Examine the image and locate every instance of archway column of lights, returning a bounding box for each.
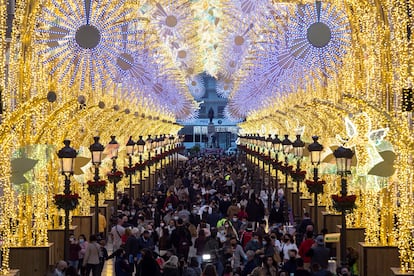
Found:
[239,92,414,272]
[0,92,182,273]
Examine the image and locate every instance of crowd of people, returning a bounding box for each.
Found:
[52,154,358,276]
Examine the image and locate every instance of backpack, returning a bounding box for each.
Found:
[178,235,190,254]
[241,231,252,248]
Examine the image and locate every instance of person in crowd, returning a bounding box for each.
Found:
[97,236,108,275]
[202,263,218,276]
[295,257,312,276]
[250,255,278,276]
[226,199,240,218]
[98,209,107,239]
[338,266,351,276]
[52,260,67,276]
[306,235,330,271]
[237,205,248,221]
[246,193,265,223]
[82,234,101,276]
[346,247,359,275]
[269,201,285,227]
[244,232,263,264]
[78,234,88,275]
[230,236,246,274]
[281,233,298,263]
[256,219,267,238]
[68,234,81,270]
[138,230,155,252]
[159,226,172,256]
[183,257,202,276]
[195,229,207,265]
[299,231,315,270]
[262,235,276,261]
[163,255,180,276]
[136,248,161,276]
[111,215,126,252]
[125,227,139,273]
[114,248,133,276]
[281,249,298,274]
[171,218,193,260]
[240,223,254,248]
[242,250,257,276]
[297,212,314,236]
[263,255,278,276]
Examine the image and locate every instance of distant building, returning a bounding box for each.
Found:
[177,74,239,150]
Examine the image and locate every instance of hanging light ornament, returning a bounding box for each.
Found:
[152,2,191,41]
[286,1,351,77]
[115,49,155,87]
[237,0,270,17]
[36,0,144,90]
[216,78,233,98]
[187,75,206,100]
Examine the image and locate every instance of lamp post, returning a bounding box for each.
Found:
[292,134,305,221]
[272,135,282,192]
[333,146,354,265]
[281,134,292,192]
[146,135,153,193]
[136,136,146,197]
[126,136,136,208]
[153,135,159,189]
[57,140,77,262]
[89,136,104,236]
[169,135,174,166]
[266,134,273,210]
[307,136,323,234]
[107,136,119,215]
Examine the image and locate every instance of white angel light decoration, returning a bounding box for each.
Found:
[336,112,390,177]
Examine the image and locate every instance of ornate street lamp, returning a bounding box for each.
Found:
[89,136,104,236]
[307,136,324,233]
[107,136,120,215]
[57,140,77,262]
[125,136,136,208]
[334,146,354,265]
[169,135,175,166]
[292,134,306,221]
[136,136,146,197]
[146,135,153,192]
[153,135,160,189]
[272,134,282,192]
[281,134,292,191]
[266,134,273,209]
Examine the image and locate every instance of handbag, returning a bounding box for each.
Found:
[273,246,281,263]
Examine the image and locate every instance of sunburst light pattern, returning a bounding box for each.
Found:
[286,1,351,77]
[216,78,234,98]
[187,75,206,100]
[152,2,192,42]
[36,0,143,89]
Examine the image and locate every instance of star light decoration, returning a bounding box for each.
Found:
[36,0,144,90]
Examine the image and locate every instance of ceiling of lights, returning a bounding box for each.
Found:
[35,0,351,121]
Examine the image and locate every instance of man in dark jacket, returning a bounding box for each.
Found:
[307,235,330,270]
[171,218,192,259]
[138,230,155,252]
